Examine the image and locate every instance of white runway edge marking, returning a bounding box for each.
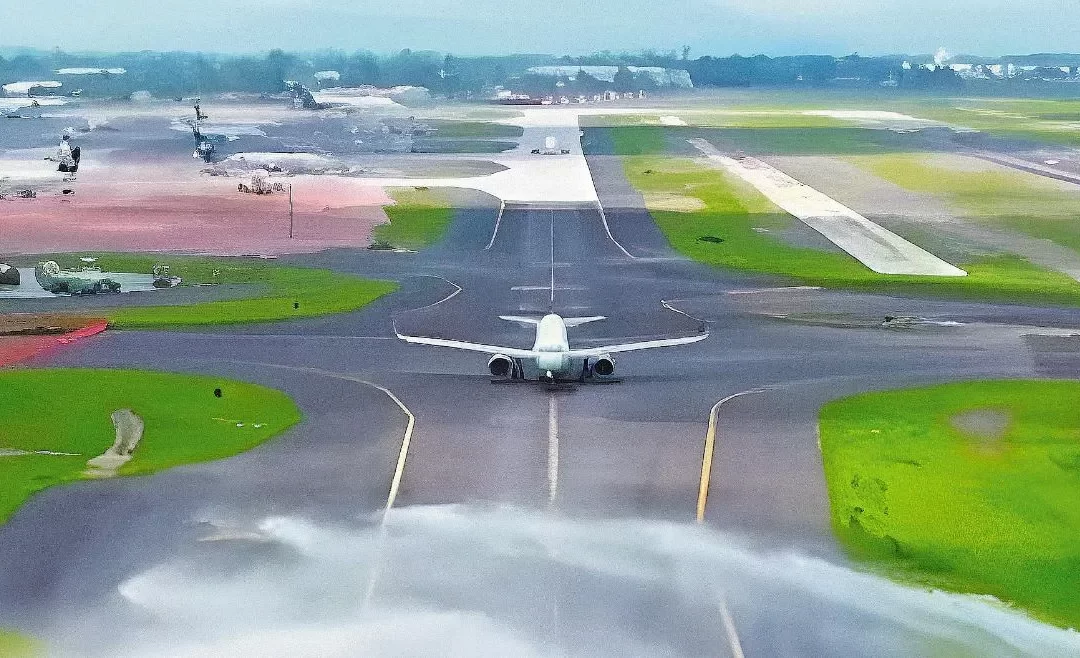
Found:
[717,591,746,658]
[220,362,416,613]
[409,274,463,312]
[727,285,823,295]
[661,299,709,325]
[547,393,559,505]
[484,199,507,250]
[214,361,415,521]
[550,209,557,308]
[595,200,636,259]
[687,138,966,277]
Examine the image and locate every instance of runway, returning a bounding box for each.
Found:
[3,162,1080,654]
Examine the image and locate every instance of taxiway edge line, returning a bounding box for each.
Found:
[409,274,463,312]
[697,388,765,523]
[484,199,507,250]
[718,592,746,658]
[595,201,636,259]
[213,360,415,521]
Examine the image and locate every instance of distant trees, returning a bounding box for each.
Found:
[900,65,963,90]
[0,46,1020,100]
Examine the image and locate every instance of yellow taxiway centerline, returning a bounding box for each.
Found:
[697,389,764,523]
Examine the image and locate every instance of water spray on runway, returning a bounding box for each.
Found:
[38,505,1080,657]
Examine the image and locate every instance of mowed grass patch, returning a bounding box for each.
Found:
[0,630,38,657]
[895,98,1080,148]
[853,153,1080,253]
[624,154,1080,306]
[608,125,671,155]
[35,254,397,329]
[599,124,904,157]
[425,119,523,139]
[820,380,1080,628]
[696,126,913,155]
[581,112,847,129]
[375,187,457,250]
[0,368,301,524]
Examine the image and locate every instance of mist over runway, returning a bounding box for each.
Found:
[44,506,1080,657]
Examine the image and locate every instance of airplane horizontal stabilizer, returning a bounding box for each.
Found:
[566,332,709,357]
[562,316,607,327]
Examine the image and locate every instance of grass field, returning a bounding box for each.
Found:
[0,630,38,657]
[375,188,457,250]
[35,254,397,329]
[583,111,848,129]
[819,380,1080,629]
[0,369,301,525]
[621,152,1080,306]
[896,98,1080,147]
[591,123,917,158]
[425,119,523,139]
[852,153,1080,253]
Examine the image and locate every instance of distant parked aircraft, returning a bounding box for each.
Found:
[396,313,708,382]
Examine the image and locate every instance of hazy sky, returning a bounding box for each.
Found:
[2,0,1075,56]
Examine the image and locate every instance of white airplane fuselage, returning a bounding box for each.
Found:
[532,314,572,376]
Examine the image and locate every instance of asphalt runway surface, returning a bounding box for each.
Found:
[3,156,1080,655]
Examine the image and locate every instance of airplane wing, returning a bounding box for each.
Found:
[566,332,708,357]
[395,332,539,358]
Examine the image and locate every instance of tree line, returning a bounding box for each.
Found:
[0,48,982,99]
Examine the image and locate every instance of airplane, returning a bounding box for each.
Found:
[396,313,708,382]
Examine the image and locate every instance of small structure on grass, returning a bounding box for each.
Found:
[0,264,19,285]
[85,409,144,478]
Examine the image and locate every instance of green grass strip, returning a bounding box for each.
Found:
[373,188,457,251]
[852,153,1080,254]
[36,254,397,329]
[0,368,301,525]
[820,380,1080,628]
[622,152,1080,306]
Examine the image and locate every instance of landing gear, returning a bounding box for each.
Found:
[578,358,590,383]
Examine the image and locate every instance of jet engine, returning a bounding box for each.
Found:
[488,354,515,378]
[593,355,616,377]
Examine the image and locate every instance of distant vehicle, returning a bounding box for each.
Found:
[396,313,708,383]
[237,169,286,195]
[491,97,543,106]
[152,264,182,288]
[531,135,571,155]
[45,135,80,178]
[35,260,120,295]
[191,99,218,162]
[285,81,331,110]
[0,263,19,285]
